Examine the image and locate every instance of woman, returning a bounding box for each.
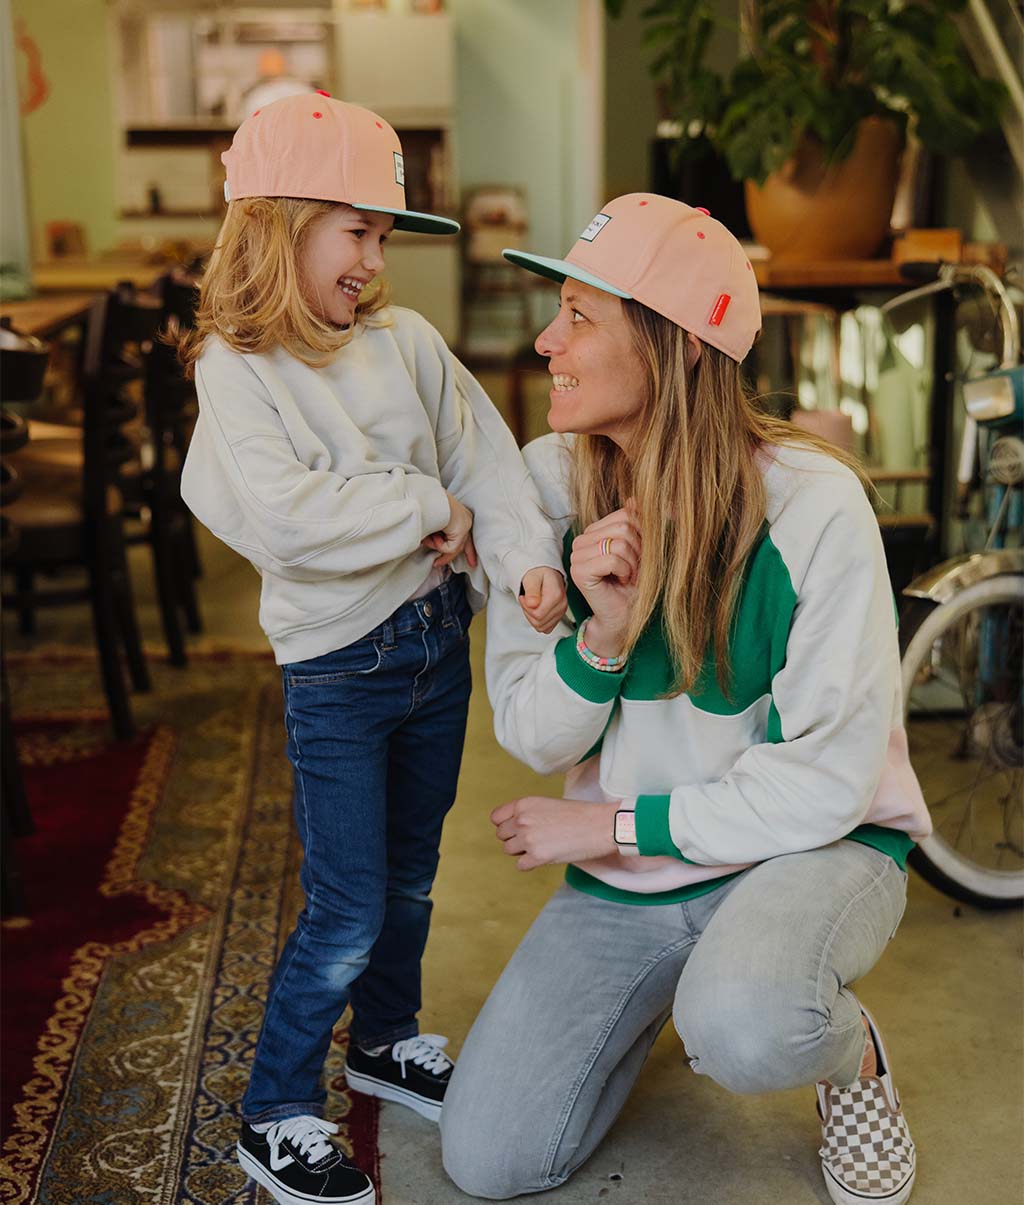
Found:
[440,194,930,1205]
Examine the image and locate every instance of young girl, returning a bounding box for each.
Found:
[441,194,931,1205]
[179,93,565,1205]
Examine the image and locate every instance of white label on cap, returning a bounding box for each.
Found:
[579,213,611,242]
[224,180,231,203]
[394,152,405,186]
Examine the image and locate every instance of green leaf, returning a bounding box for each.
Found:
[626,0,1007,180]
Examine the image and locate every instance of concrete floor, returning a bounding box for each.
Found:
[6,368,1022,1205]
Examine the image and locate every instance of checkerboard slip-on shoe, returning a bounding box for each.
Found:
[816,1007,916,1205]
[345,1033,452,1123]
[237,1116,374,1205]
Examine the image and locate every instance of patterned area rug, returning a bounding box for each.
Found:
[0,651,380,1205]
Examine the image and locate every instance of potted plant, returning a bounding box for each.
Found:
[607,0,1006,260]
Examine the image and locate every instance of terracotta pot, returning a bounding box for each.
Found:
[744,118,903,261]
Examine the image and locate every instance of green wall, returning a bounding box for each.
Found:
[603,1,740,200]
[15,0,593,263]
[450,0,591,258]
[12,0,117,257]
[13,0,1013,266]
[602,3,659,199]
[1,0,30,273]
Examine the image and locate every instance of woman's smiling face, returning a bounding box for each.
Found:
[299,203,394,326]
[534,280,647,448]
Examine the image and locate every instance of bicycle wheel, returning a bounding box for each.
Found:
[900,574,1024,907]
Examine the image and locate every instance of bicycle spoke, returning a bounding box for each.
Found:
[926,757,1023,870]
[953,745,998,856]
[903,582,1024,894]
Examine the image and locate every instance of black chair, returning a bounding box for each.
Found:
[119,272,203,665]
[3,288,158,739]
[1,347,46,915]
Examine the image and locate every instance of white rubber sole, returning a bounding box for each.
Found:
[344,1067,443,1123]
[237,1144,375,1205]
[822,1161,916,1205]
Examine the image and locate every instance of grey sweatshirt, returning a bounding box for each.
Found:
[180,307,563,663]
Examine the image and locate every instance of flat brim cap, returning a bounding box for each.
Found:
[501,250,632,299]
[504,193,760,361]
[222,93,459,236]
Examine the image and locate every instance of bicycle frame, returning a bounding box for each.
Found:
[885,264,1022,607]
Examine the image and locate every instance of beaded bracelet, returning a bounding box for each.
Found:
[575,617,627,673]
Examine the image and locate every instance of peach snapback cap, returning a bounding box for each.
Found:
[222,92,459,236]
[504,193,760,361]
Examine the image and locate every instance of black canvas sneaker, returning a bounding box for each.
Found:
[345,1033,453,1122]
[236,1115,374,1205]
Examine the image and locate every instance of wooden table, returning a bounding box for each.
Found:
[0,293,97,340]
[32,257,167,294]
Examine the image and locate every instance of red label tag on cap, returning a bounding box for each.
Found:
[709,294,731,326]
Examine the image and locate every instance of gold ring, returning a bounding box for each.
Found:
[600,537,612,557]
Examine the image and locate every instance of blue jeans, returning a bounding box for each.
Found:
[242,576,473,1123]
[441,842,908,1199]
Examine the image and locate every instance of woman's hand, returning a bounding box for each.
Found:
[519,567,568,634]
[422,492,478,569]
[569,506,641,655]
[490,796,619,870]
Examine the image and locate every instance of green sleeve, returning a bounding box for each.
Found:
[553,634,626,705]
[635,793,696,862]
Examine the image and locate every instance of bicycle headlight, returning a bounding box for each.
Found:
[963,366,1024,429]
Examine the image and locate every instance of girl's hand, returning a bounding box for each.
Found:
[490,796,619,871]
[519,567,567,634]
[422,493,478,568]
[569,506,641,656]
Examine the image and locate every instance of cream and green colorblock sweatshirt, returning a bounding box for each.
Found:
[180,307,563,664]
[485,434,932,906]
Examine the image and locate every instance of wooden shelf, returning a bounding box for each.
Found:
[120,208,221,220]
[32,259,168,293]
[752,258,908,290]
[126,126,234,148]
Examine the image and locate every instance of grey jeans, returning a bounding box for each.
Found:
[441,841,908,1199]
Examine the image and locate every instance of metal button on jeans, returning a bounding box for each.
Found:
[423,603,433,617]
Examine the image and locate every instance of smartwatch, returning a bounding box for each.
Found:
[613,808,640,856]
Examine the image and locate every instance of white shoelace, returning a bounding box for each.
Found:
[265,1115,339,1166]
[391,1033,452,1079]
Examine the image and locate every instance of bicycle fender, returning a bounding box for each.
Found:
[902,548,1024,604]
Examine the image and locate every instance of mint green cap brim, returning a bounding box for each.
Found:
[355,203,460,235]
[502,249,632,299]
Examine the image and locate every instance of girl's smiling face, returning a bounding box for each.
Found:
[299,203,394,326]
[534,280,647,449]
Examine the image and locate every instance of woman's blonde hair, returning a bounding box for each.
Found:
[571,300,872,699]
[178,197,390,375]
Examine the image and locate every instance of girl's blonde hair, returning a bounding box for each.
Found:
[571,300,872,699]
[178,197,390,375]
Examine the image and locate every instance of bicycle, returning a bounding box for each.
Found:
[881,262,1022,908]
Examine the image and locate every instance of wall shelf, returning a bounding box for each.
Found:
[112,2,461,341]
